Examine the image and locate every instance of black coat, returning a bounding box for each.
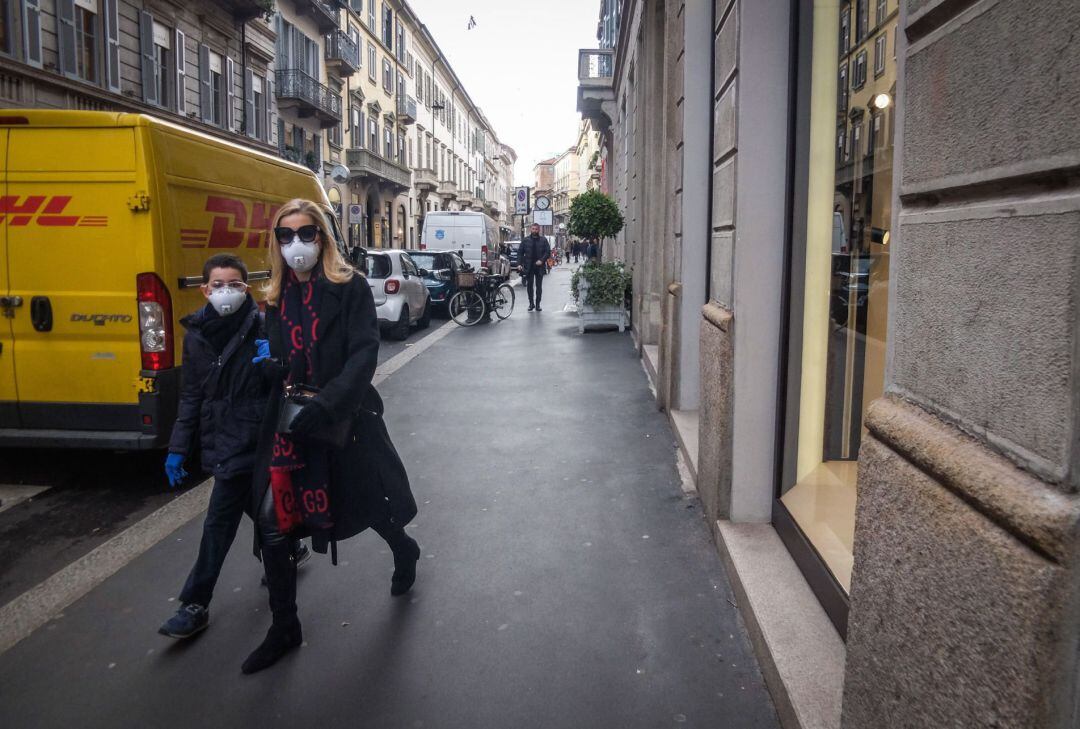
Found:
[520,235,551,275]
[168,300,267,479]
[251,274,416,555]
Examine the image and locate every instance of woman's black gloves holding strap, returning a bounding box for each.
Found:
[288,400,333,437]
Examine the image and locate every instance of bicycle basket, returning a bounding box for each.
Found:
[455,271,477,288]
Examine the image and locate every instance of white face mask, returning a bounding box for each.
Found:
[281,239,320,273]
[208,287,247,316]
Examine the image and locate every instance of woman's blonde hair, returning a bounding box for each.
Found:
[263,198,354,306]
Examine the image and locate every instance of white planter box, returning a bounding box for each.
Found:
[576,279,629,333]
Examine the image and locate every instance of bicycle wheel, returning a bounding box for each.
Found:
[492,283,515,319]
[448,289,486,326]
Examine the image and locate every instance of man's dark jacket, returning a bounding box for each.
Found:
[520,234,552,276]
[168,298,266,479]
[251,273,416,557]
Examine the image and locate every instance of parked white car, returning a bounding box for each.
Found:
[365,250,432,340]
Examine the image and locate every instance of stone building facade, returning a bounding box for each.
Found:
[0,0,515,250]
[579,0,1080,727]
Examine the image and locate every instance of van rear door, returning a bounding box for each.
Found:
[6,125,145,431]
[0,127,15,428]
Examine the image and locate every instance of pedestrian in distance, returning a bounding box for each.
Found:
[586,237,601,263]
[158,254,311,641]
[573,240,581,263]
[242,198,419,675]
[520,222,552,312]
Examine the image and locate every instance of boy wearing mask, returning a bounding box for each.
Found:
[159,254,308,639]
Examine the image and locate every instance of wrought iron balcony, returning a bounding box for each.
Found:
[413,166,437,192]
[325,30,359,76]
[396,95,417,125]
[577,48,616,129]
[275,69,341,127]
[222,0,274,21]
[297,0,340,34]
[346,148,411,192]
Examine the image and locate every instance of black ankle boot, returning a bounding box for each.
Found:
[243,541,301,674]
[390,533,421,597]
[242,620,302,675]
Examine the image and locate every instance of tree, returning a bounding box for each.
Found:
[567,189,624,242]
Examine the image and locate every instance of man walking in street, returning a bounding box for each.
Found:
[520,223,552,312]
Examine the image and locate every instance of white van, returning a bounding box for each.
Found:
[421,211,504,274]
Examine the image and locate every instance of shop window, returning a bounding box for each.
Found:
[780,0,896,620]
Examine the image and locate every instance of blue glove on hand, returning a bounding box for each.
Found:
[252,339,271,364]
[164,453,188,488]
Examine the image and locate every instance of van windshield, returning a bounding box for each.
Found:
[366,254,391,279]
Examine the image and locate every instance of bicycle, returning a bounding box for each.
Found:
[448,269,515,326]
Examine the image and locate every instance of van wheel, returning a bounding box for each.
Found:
[390,306,410,341]
[417,297,432,329]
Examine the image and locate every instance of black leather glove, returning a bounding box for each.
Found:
[289,400,333,436]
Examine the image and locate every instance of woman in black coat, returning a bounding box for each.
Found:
[243,198,419,674]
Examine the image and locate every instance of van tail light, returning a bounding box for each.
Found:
[481,244,488,268]
[384,279,400,295]
[137,272,174,371]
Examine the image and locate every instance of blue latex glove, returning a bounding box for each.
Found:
[164,453,188,488]
[252,339,271,364]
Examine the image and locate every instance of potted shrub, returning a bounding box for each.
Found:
[567,189,624,262]
[571,261,632,333]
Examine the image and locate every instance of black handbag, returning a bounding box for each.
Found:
[276,383,352,449]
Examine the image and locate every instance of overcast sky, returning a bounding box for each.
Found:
[408,0,600,186]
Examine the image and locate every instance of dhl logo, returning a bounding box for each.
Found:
[0,196,108,227]
[181,196,281,249]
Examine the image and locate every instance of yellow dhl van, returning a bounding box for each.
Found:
[0,110,348,449]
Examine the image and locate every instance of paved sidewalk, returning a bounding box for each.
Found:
[0,265,779,729]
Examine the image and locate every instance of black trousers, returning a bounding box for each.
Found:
[525,269,544,306]
[178,473,255,607]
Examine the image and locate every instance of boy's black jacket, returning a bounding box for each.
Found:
[168,297,268,478]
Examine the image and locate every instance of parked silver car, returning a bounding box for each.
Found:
[365,250,432,340]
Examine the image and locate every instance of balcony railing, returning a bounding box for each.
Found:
[578,48,614,85]
[298,0,340,33]
[325,30,359,76]
[413,166,437,191]
[396,95,417,125]
[346,148,411,191]
[275,69,341,127]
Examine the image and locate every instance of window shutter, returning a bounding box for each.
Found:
[277,118,285,157]
[104,0,120,91]
[139,12,157,104]
[244,69,255,138]
[175,29,186,114]
[314,133,322,168]
[198,43,212,123]
[23,0,42,68]
[267,74,276,144]
[56,0,77,78]
[226,57,237,131]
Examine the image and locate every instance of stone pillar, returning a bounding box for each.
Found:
[841,0,1080,726]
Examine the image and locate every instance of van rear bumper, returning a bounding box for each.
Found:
[0,429,166,449]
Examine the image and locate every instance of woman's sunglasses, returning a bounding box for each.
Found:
[274,224,320,245]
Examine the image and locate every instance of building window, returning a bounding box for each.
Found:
[368,3,375,34]
[855,0,868,42]
[779,0,896,620]
[351,106,362,147]
[406,52,414,77]
[874,34,887,77]
[382,58,392,92]
[395,18,404,62]
[368,42,376,81]
[252,74,265,140]
[875,0,887,26]
[329,118,341,148]
[397,133,405,165]
[368,116,377,151]
[382,2,393,49]
[852,50,867,89]
[839,3,850,56]
[208,50,223,125]
[349,25,361,68]
[74,0,99,83]
[152,21,171,108]
[383,124,392,159]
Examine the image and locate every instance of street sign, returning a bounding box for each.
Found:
[348,204,363,224]
[514,187,530,215]
[533,210,553,226]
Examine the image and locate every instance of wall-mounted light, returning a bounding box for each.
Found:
[873,93,891,110]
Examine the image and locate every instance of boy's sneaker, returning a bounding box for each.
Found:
[158,603,208,639]
[261,541,311,586]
